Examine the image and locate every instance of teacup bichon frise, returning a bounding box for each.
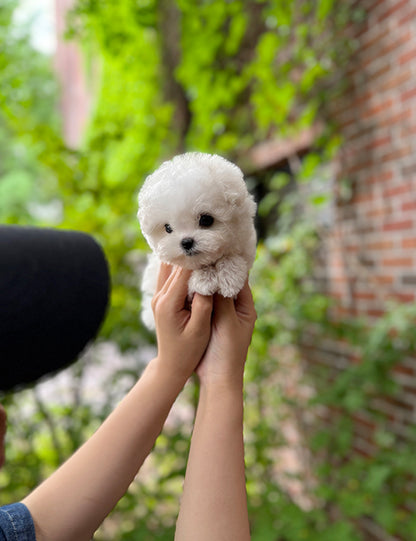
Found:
[137,152,257,329]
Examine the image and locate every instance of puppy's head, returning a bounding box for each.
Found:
[138,152,255,270]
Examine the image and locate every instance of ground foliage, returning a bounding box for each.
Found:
[1,0,415,539]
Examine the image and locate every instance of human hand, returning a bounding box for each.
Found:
[152,264,213,384]
[196,280,256,390]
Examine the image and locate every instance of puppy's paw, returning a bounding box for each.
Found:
[216,256,247,297]
[189,267,218,296]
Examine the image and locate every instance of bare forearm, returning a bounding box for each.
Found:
[175,384,250,541]
[23,359,186,541]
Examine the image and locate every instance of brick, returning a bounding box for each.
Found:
[402,238,416,249]
[398,6,416,25]
[380,145,412,163]
[402,200,416,212]
[366,308,386,317]
[345,244,359,253]
[353,413,377,431]
[394,364,415,377]
[364,135,392,152]
[380,35,413,60]
[380,67,412,92]
[377,0,411,22]
[365,61,392,83]
[346,158,375,175]
[385,396,415,413]
[353,90,376,109]
[382,257,414,267]
[374,275,395,285]
[351,191,374,204]
[360,24,388,51]
[362,98,394,120]
[367,169,394,185]
[400,124,416,138]
[390,292,415,302]
[366,207,390,219]
[347,124,376,143]
[399,46,416,65]
[401,86,416,103]
[382,219,413,231]
[366,240,395,250]
[362,0,384,12]
[352,291,377,301]
[383,182,413,198]
[379,108,412,129]
[356,222,376,235]
[403,386,416,397]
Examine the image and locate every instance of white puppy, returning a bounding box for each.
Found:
[137,152,257,329]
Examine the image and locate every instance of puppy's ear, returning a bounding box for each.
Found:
[225,191,257,220]
[225,190,245,208]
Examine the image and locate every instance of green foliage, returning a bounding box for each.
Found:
[0,0,60,224]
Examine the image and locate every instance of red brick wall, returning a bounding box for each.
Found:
[315,0,416,454]
[329,0,416,319]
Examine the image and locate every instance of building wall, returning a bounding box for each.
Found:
[308,0,416,510]
[329,0,416,318]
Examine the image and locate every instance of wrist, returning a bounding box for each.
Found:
[198,368,245,393]
[147,356,191,390]
[199,376,245,401]
[198,383,245,428]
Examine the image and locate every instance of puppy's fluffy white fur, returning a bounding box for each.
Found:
[138,152,257,329]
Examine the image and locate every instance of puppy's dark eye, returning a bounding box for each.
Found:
[164,224,173,234]
[199,214,214,228]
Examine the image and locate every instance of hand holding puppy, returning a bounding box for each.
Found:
[152,263,213,384]
[196,281,257,390]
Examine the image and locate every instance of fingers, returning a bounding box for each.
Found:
[152,264,176,315]
[212,293,235,321]
[153,266,255,330]
[212,280,256,326]
[153,265,192,315]
[235,280,255,316]
[155,263,173,294]
[155,264,190,298]
[166,267,192,305]
[189,293,213,330]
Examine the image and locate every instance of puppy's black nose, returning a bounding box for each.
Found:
[181,237,195,252]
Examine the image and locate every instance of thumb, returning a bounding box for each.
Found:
[212,293,235,322]
[189,293,213,332]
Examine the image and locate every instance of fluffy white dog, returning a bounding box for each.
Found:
[137,152,257,329]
